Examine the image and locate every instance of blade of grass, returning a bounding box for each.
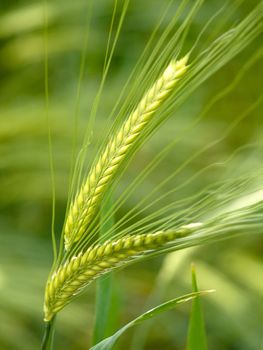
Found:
[187,264,208,350]
[91,290,214,350]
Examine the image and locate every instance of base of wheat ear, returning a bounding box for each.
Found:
[64,55,189,250]
[44,223,199,322]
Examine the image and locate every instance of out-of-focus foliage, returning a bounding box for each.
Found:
[0,0,262,349]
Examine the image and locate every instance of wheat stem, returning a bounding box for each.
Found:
[45,223,198,322]
[41,318,56,350]
[64,56,189,250]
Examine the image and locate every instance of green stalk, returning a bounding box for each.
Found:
[92,196,116,345]
[41,318,56,350]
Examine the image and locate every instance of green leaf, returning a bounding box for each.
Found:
[91,290,213,350]
[187,264,209,350]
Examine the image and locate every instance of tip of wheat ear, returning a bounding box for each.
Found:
[44,223,197,322]
[164,55,189,78]
[63,55,189,250]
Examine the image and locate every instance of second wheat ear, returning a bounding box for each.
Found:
[64,56,189,250]
[45,224,200,322]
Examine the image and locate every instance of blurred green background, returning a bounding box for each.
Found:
[0,0,262,349]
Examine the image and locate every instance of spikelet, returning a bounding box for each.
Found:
[45,223,196,321]
[64,56,189,249]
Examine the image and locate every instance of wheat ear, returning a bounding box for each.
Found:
[64,56,189,250]
[45,222,198,321]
